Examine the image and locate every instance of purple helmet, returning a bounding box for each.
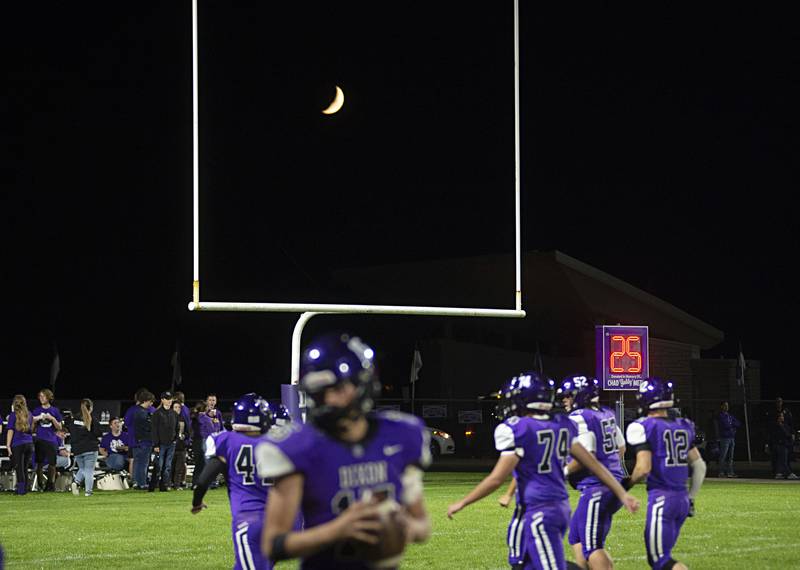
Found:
[271,403,292,427]
[556,375,582,402]
[231,393,272,433]
[493,377,518,420]
[636,377,675,413]
[499,371,556,416]
[571,376,601,409]
[300,333,380,434]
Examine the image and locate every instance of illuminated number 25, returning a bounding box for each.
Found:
[610,335,642,373]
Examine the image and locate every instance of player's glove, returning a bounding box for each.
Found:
[687,499,695,517]
[620,476,633,491]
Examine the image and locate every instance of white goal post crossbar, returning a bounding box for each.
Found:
[187,0,526,384]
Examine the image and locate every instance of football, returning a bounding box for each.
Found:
[341,498,408,567]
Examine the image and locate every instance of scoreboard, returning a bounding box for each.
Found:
[595,325,649,390]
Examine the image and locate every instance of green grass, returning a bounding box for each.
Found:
[1,475,798,569]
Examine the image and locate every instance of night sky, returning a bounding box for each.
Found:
[4,3,799,401]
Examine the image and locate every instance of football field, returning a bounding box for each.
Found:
[1,474,797,569]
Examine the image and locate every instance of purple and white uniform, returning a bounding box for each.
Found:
[626,416,696,570]
[255,411,431,570]
[505,478,525,567]
[567,407,625,558]
[208,430,272,570]
[495,413,577,570]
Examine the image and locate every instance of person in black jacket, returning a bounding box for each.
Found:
[68,399,102,497]
[149,391,178,492]
[132,391,155,490]
[770,413,798,479]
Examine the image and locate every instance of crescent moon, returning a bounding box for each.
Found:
[321,85,344,115]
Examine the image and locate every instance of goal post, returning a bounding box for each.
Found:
[187,0,527,393]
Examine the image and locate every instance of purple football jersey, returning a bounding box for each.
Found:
[208,430,270,521]
[255,411,430,569]
[626,416,696,492]
[495,413,578,506]
[568,407,625,489]
[31,406,63,446]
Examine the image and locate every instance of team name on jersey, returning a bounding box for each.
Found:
[338,461,388,489]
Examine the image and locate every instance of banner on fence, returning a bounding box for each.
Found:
[422,405,447,419]
[458,410,483,424]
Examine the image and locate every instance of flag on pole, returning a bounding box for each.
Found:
[533,341,543,374]
[409,347,423,384]
[171,346,182,388]
[49,345,60,391]
[737,344,746,387]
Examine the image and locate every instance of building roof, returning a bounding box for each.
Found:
[334,250,724,349]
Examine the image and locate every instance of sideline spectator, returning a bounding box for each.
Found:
[68,399,102,497]
[6,395,34,495]
[190,402,212,488]
[173,392,192,436]
[55,428,71,471]
[769,413,798,479]
[132,391,155,490]
[171,401,189,490]
[99,417,129,472]
[149,391,177,492]
[205,394,224,434]
[123,388,156,484]
[31,388,63,492]
[775,397,795,467]
[716,401,741,477]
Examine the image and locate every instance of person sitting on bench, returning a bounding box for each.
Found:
[99,417,130,472]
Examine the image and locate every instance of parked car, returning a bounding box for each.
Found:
[426,427,455,456]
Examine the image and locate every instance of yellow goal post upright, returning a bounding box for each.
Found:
[186,0,526,399]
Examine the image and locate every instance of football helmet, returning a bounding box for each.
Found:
[555,375,582,410]
[499,371,556,415]
[571,376,601,409]
[231,393,273,433]
[492,377,517,420]
[300,332,380,434]
[636,377,675,414]
[271,403,292,426]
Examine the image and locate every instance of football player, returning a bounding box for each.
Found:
[269,404,292,428]
[555,377,577,414]
[493,389,524,569]
[191,393,274,570]
[564,376,627,570]
[626,378,706,570]
[256,333,431,569]
[447,372,639,570]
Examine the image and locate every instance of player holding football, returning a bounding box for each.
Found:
[256,333,432,569]
[564,376,628,570]
[447,372,639,570]
[191,393,274,570]
[626,378,706,570]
